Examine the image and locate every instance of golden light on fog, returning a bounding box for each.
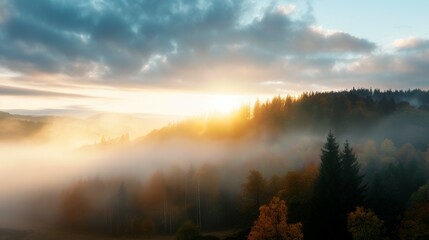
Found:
[0,81,265,118]
[209,94,244,114]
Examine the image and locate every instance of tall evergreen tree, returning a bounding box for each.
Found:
[340,140,366,214]
[309,134,366,239]
[242,170,267,223]
[310,132,344,239]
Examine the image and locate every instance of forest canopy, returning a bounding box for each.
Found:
[2,88,429,240]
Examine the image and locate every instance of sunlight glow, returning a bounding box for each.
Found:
[209,94,245,114]
[0,79,267,118]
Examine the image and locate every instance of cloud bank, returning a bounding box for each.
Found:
[0,0,427,94]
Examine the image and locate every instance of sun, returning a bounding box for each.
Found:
[209,94,242,114]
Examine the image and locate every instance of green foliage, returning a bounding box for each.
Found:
[341,141,366,215]
[311,132,344,239]
[347,207,384,240]
[310,133,366,239]
[176,221,200,240]
[367,149,428,236]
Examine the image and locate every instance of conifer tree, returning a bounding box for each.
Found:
[341,141,366,214]
[310,132,344,239]
[310,134,366,239]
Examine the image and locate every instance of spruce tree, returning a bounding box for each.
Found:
[310,132,343,239]
[340,140,366,214]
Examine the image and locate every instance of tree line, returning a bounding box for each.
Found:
[27,89,429,239]
[147,89,429,149]
[49,132,429,240]
[245,133,428,240]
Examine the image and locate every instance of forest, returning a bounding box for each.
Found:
[2,88,429,240]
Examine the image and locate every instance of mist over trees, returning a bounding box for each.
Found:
[4,88,429,239]
[148,88,429,148]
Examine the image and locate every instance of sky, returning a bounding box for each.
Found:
[0,0,428,117]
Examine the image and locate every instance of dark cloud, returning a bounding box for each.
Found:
[0,85,93,98]
[316,50,429,90]
[292,30,375,54]
[0,0,383,92]
[6,106,96,116]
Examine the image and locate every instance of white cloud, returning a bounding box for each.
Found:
[260,80,285,85]
[277,4,296,15]
[393,37,429,51]
[0,66,20,78]
[310,25,337,37]
[140,54,168,73]
[84,62,111,79]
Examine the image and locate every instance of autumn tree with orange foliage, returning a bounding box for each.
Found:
[248,197,303,240]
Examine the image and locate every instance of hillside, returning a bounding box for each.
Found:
[0,112,177,146]
[146,88,429,148]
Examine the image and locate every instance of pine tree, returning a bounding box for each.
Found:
[310,132,344,239]
[341,141,366,215]
[314,132,343,206]
[310,134,367,240]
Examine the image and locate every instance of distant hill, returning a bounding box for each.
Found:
[0,111,46,140]
[0,111,178,146]
[145,88,429,149]
[3,89,429,148]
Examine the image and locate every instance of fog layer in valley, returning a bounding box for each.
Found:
[1,90,429,240]
[0,128,323,227]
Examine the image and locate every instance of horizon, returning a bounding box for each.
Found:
[1,87,428,118]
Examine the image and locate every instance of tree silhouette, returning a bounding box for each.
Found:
[242,170,267,222]
[341,140,366,218]
[311,132,343,239]
[309,133,368,239]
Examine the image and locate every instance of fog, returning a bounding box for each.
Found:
[0,111,178,147]
[1,117,428,228]
[1,91,429,239]
[0,123,325,230]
